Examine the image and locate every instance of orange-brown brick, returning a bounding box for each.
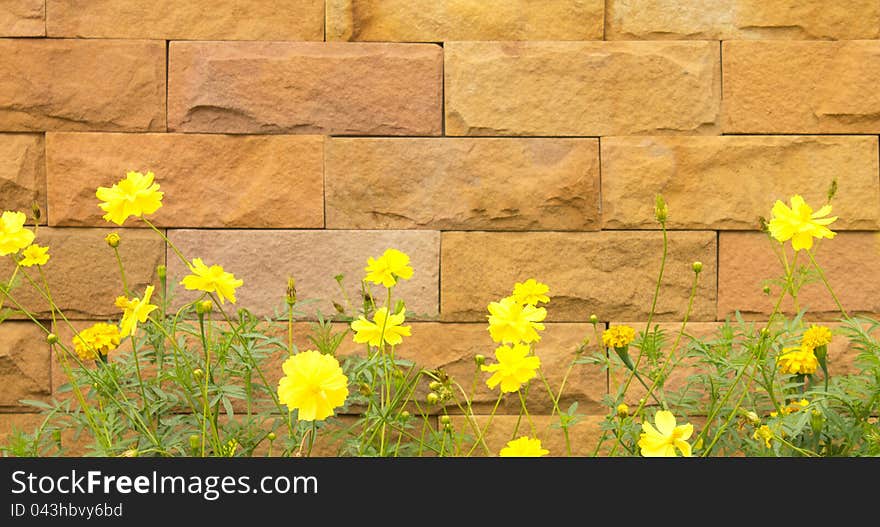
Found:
[601,136,880,230]
[445,41,720,136]
[168,42,443,136]
[46,0,324,40]
[0,134,45,224]
[441,231,717,322]
[46,133,324,229]
[0,228,163,319]
[0,0,44,36]
[327,0,603,41]
[719,232,880,320]
[723,41,880,133]
[606,0,880,40]
[0,322,50,409]
[326,138,600,231]
[0,39,165,132]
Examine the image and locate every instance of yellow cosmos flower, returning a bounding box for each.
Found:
[481,342,541,393]
[770,399,809,418]
[72,322,121,361]
[363,248,414,287]
[602,325,636,349]
[116,285,159,338]
[638,410,694,457]
[753,425,773,448]
[277,350,349,421]
[802,325,832,349]
[487,296,546,344]
[351,307,411,347]
[776,346,819,375]
[511,278,550,306]
[499,436,549,457]
[767,195,837,251]
[0,211,35,256]
[180,258,244,304]
[18,244,49,267]
[96,170,164,226]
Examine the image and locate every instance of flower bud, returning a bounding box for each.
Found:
[474,354,486,366]
[443,423,453,433]
[156,264,167,281]
[400,411,410,420]
[189,434,200,451]
[267,432,276,441]
[428,380,442,391]
[744,410,760,426]
[52,430,62,444]
[193,368,204,379]
[195,300,213,316]
[332,301,346,314]
[692,261,703,274]
[810,409,825,436]
[120,449,139,458]
[762,285,771,295]
[285,277,297,306]
[439,415,451,425]
[426,392,440,405]
[589,314,599,324]
[616,403,629,418]
[46,333,59,345]
[760,327,771,339]
[105,232,121,248]
[654,194,668,224]
[31,201,41,221]
[358,383,372,397]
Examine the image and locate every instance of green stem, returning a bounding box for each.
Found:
[806,250,850,320]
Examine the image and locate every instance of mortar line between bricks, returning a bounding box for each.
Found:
[43,0,47,36]
[602,0,608,40]
[715,230,720,322]
[165,40,170,132]
[597,137,604,224]
[440,41,446,137]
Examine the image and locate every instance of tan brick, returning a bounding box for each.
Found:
[0,39,165,132]
[724,41,880,134]
[445,41,720,136]
[0,0,44,36]
[166,229,439,319]
[169,42,442,136]
[47,0,323,40]
[46,133,324,229]
[327,0,603,42]
[0,322,50,408]
[326,138,600,231]
[441,231,717,322]
[0,228,163,319]
[0,134,45,224]
[607,0,880,40]
[601,136,880,230]
[448,414,606,457]
[719,232,880,321]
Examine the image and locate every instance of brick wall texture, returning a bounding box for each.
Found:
[2,1,880,454]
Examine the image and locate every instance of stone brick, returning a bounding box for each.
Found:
[46,0,324,40]
[46,133,324,229]
[719,232,880,320]
[168,42,442,136]
[448,414,606,457]
[606,0,880,40]
[327,0,603,41]
[601,136,880,230]
[0,0,44,36]
[166,229,440,319]
[0,134,45,224]
[445,41,720,136]
[0,322,50,408]
[0,39,166,132]
[0,228,163,319]
[441,231,717,322]
[723,41,880,133]
[326,138,600,231]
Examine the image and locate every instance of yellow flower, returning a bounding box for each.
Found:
[753,425,773,448]
[481,342,541,393]
[767,194,837,251]
[180,258,244,304]
[770,399,810,418]
[116,285,159,338]
[487,296,546,344]
[638,410,694,457]
[776,346,819,375]
[96,170,164,226]
[802,325,832,349]
[277,350,349,421]
[72,322,121,361]
[0,211,35,256]
[499,436,549,457]
[351,307,411,347]
[363,248,414,287]
[603,325,636,349]
[18,244,49,267]
[511,278,550,306]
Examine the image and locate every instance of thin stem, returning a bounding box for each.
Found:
[466,391,504,457]
[806,250,850,320]
[113,247,130,296]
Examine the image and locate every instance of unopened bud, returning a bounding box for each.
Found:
[157,264,167,281]
[745,410,760,426]
[400,410,410,420]
[616,403,629,418]
[426,392,440,405]
[439,415,451,425]
[46,333,59,345]
[31,201,41,221]
[52,430,62,444]
[692,261,703,274]
[654,194,668,224]
[196,300,213,315]
[105,232,121,248]
[474,354,486,366]
[394,300,406,315]
[443,423,453,433]
[359,383,371,397]
[760,327,771,339]
[267,432,276,441]
[193,368,204,379]
[589,314,599,324]
[810,409,825,436]
[762,285,771,295]
[332,301,346,314]
[428,381,442,391]
[120,449,139,458]
[286,277,297,306]
[189,434,200,451]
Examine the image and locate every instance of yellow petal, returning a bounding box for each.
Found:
[653,410,677,436]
